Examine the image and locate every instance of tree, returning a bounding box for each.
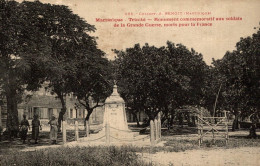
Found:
[0,0,48,136]
[212,27,260,131]
[17,1,99,130]
[69,51,113,134]
[202,64,226,117]
[1,0,104,133]
[165,42,209,124]
[114,42,209,124]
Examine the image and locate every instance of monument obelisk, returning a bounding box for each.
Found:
[102,84,135,139]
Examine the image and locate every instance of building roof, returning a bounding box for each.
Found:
[19,95,62,108]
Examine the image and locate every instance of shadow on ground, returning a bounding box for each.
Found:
[229,135,260,139]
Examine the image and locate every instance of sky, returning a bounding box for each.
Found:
[19,0,260,65]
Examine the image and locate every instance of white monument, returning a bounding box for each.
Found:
[102,84,136,139]
[103,84,128,130]
[79,84,147,144]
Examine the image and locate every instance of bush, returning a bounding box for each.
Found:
[239,121,260,129]
[0,146,149,166]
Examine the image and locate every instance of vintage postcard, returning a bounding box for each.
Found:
[0,0,259,165]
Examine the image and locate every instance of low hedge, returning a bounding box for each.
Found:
[0,146,148,166]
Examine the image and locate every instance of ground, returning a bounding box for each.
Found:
[141,147,260,166]
[0,129,86,154]
[0,124,260,165]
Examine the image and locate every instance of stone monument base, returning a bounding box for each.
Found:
[78,128,148,143]
[99,128,140,141]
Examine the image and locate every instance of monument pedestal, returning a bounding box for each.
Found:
[109,129,139,139]
[101,84,141,142]
[97,127,139,142]
[79,84,148,144]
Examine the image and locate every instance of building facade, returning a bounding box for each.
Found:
[0,85,147,129]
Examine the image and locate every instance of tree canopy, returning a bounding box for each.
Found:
[0,0,48,133]
[114,42,209,121]
[69,50,113,122]
[0,0,110,132]
[212,28,260,119]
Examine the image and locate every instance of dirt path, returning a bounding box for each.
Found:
[141,147,260,166]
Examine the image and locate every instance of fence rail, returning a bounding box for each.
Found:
[197,111,229,146]
[69,113,162,146]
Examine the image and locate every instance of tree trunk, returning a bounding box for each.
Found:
[191,115,196,127]
[162,106,169,130]
[249,113,258,138]
[187,113,191,126]
[147,112,156,122]
[232,112,239,131]
[6,89,19,138]
[161,113,167,126]
[169,113,174,128]
[84,108,93,137]
[57,93,66,132]
[132,112,140,127]
[249,123,257,138]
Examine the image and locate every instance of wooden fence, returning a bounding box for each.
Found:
[198,111,229,146]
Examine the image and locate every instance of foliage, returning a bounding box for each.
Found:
[211,28,260,119]
[18,1,99,127]
[1,0,109,131]
[0,146,148,166]
[0,0,48,133]
[114,42,209,121]
[70,54,113,122]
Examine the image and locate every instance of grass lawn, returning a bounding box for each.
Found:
[0,146,149,166]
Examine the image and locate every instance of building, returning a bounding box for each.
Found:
[0,84,147,129]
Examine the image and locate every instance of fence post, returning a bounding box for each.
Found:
[200,110,203,143]
[224,111,229,145]
[105,123,110,144]
[86,120,90,137]
[62,121,66,144]
[154,119,158,142]
[198,115,201,147]
[150,120,155,146]
[75,121,79,141]
[158,116,161,139]
[212,129,215,144]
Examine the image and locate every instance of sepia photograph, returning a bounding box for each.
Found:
[0,0,260,165]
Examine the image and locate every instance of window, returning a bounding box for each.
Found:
[79,109,82,118]
[42,108,49,119]
[48,108,53,119]
[28,107,33,119]
[70,109,73,118]
[29,107,53,119]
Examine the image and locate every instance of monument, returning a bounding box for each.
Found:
[103,84,128,130]
[79,84,147,144]
[102,84,136,139]
[77,85,150,145]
